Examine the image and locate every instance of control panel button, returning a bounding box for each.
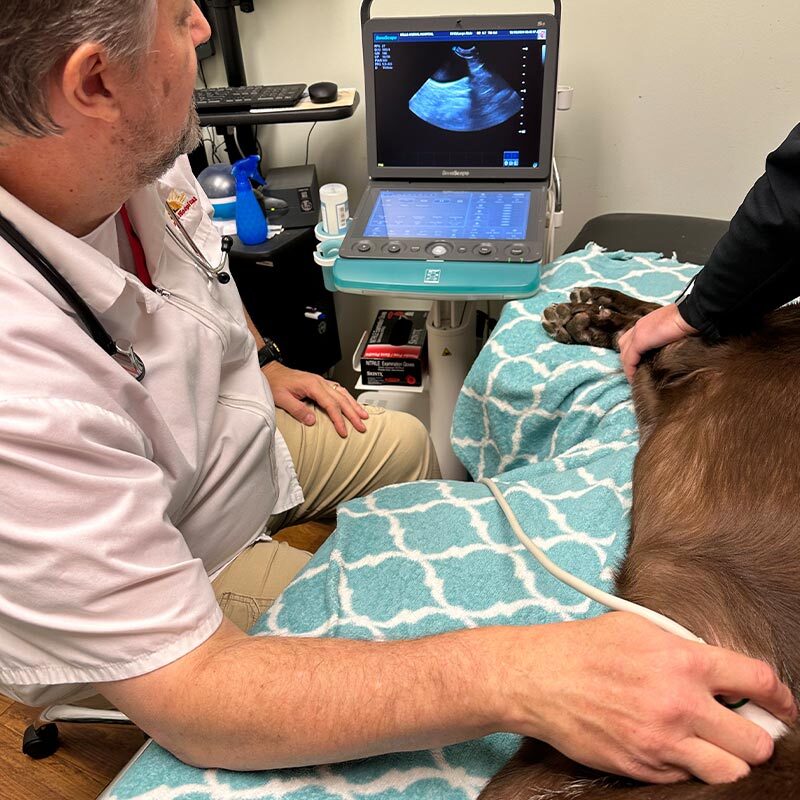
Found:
[509,246,526,257]
[386,242,403,254]
[457,246,468,254]
[428,242,451,258]
[356,241,372,253]
[410,245,422,253]
[477,243,495,256]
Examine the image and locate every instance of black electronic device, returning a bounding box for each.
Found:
[308,81,339,104]
[342,183,547,263]
[194,83,307,112]
[230,228,341,375]
[257,337,284,367]
[363,14,559,182]
[255,194,290,222]
[261,165,321,229]
[338,12,558,273]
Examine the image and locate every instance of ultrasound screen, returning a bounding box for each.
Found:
[364,190,531,240]
[372,28,547,171]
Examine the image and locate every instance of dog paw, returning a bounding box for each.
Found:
[542,303,576,343]
[568,286,662,317]
[569,287,598,305]
[569,286,615,307]
[542,302,617,347]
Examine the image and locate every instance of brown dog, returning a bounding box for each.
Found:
[478,287,800,799]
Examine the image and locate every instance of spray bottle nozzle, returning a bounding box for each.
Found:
[230,155,268,246]
[231,155,266,188]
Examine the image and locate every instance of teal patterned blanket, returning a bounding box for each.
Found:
[106,246,699,800]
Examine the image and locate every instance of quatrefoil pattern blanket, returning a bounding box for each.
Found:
[108,246,699,800]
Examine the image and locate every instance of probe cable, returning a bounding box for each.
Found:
[480,477,702,642]
[480,476,789,738]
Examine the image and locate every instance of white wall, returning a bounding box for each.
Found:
[203,0,800,383]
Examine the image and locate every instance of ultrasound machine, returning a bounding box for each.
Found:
[335,2,567,479]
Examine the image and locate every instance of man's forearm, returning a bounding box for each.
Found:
[105,620,512,771]
[243,307,265,350]
[99,614,797,782]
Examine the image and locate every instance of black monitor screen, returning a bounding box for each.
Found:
[371,27,548,173]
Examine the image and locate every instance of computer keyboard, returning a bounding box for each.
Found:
[194,84,307,112]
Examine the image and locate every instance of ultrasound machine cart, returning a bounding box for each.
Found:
[336,1,568,479]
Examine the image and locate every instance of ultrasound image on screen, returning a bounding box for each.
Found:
[373,30,546,170]
[409,45,522,132]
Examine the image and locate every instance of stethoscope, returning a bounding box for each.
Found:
[0,205,234,383]
[164,201,233,285]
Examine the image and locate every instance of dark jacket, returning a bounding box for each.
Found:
[678,123,800,338]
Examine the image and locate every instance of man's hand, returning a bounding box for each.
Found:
[618,304,698,382]
[262,362,369,438]
[497,613,797,785]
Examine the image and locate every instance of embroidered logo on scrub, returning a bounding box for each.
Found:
[166,189,199,218]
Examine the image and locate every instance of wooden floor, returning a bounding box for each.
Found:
[1,521,334,800]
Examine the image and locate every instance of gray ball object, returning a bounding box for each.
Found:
[197,164,236,200]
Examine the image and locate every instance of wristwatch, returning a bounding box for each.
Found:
[257,337,284,367]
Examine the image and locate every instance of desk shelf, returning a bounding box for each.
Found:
[199,89,360,127]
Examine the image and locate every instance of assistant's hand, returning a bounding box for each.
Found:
[262,362,369,438]
[618,304,698,382]
[496,613,797,785]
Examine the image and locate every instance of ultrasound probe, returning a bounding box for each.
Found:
[480,477,789,740]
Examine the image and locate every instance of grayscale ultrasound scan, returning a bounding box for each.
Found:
[409,46,523,132]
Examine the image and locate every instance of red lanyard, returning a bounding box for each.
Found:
[119,204,153,290]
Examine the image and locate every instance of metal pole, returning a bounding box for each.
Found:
[206,1,259,158]
[426,301,476,481]
[209,0,248,87]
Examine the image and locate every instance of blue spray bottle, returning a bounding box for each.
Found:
[231,155,268,246]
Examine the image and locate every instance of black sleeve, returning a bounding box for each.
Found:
[677,123,800,338]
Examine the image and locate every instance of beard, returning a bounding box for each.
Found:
[126,103,203,188]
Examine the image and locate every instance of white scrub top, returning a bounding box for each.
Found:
[0,157,302,706]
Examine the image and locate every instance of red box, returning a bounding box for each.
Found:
[361,310,428,387]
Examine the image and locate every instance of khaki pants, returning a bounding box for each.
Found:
[213,405,440,631]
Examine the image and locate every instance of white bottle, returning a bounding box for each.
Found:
[319,183,350,236]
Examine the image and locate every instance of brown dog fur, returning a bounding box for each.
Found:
[479,287,800,800]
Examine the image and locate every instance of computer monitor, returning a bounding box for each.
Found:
[363,14,559,182]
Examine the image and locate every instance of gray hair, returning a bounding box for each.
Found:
[0,0,158,138]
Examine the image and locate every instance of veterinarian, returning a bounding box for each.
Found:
[0,0,795,788]
[620,124,800,376]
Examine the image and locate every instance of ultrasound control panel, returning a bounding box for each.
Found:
[341,184,547,263]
